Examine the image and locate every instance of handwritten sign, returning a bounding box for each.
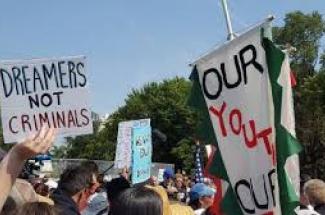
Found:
[114,119,150,169]
[131,122,152,184]
[0,56,93,143]
[196,23,281,214]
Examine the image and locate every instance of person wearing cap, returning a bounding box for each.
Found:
[160,167,177,199]
[189,183,215,215]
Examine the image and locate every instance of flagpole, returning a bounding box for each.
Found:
[220,0,236,41]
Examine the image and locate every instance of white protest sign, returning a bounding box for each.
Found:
[157,168,165,182]
[196,23,281,214]
[0,56,93,143]
[114,119,150,169]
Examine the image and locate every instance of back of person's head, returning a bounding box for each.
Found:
[81,160,99,176]
[58,166,92,197]
[146,185,172,215]
[105,176,130,203]
[111,186,163,215]
[303,179,325,206]
[0,196,18,215]
[17,202,57,215]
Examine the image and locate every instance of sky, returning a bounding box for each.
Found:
[0,0,324,117]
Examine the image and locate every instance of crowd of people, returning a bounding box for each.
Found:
[0,127,325,215]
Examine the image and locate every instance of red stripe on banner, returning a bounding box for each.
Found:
[290,70,297,87]
[204,146,223,215]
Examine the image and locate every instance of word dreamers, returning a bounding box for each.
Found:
[8,108,90,135]
[202,44,264,101]
[235,169,276,214]
[209,102,275,165]
[0,60,86,98]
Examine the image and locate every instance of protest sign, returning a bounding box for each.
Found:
[0,56,93,143]
[114,119,150,169]
[191,20,302,214]
[194,22,280,214]
[131,122,152,184]
[157,168,165,182]
[114,121,134,169]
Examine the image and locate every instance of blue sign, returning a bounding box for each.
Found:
[131,125,152,184]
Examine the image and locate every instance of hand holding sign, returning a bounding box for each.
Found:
[11,126,56,161]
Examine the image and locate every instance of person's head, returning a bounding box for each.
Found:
[189,183,215,210]
[303,179,325,206]
[81,160,100,193]
[58,166,93,211]
[149,176,158,186]
[17,202,57,215]
[105,176,131,204]
[33,182,50,197]
[163,167,174,183]
[300,174,312,206]
[0,196,18,215]
[175,175,184,189]
[111,186,163,215]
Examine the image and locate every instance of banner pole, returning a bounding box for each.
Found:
[220,0,236,41]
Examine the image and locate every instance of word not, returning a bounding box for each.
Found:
[29,91,63,109]
[209,102,275,164]
[202,44,264,101]
[8,108,90,134]
[0,61,86,98]
[234,169,276,214]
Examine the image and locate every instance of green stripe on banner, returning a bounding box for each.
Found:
[188,67,243,215]
[263,38,303,215]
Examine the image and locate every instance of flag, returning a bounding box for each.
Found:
[263,38,302,215]
[194,143,204,183]
[187,20,302,215]
[204,145,227,215]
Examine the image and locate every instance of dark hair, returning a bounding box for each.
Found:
[81,160,99,176]
[58,166,92,196]
[106,176,130,203]
[111,187,163,215]
[189,199,201,210]
[33,183,50,197]
[17,202,57,215]
[0,196,17,215]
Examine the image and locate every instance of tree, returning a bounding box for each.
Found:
[273,11,325,80]
[56,118,115,160]
[99,77,198,171]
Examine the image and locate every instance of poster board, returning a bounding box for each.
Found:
[0,56,93,143]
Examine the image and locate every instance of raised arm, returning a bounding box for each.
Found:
[0,127,55,211]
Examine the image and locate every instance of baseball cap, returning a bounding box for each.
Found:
[189,183,216,201]
[163,167,174,180]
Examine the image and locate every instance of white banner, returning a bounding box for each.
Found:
[196,23,281,214]
[0,56,93,143]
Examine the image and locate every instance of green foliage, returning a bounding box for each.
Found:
[295,72,325,178]
[100,77,198,170]
[58,119,115,160]
[273,11,325,79]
